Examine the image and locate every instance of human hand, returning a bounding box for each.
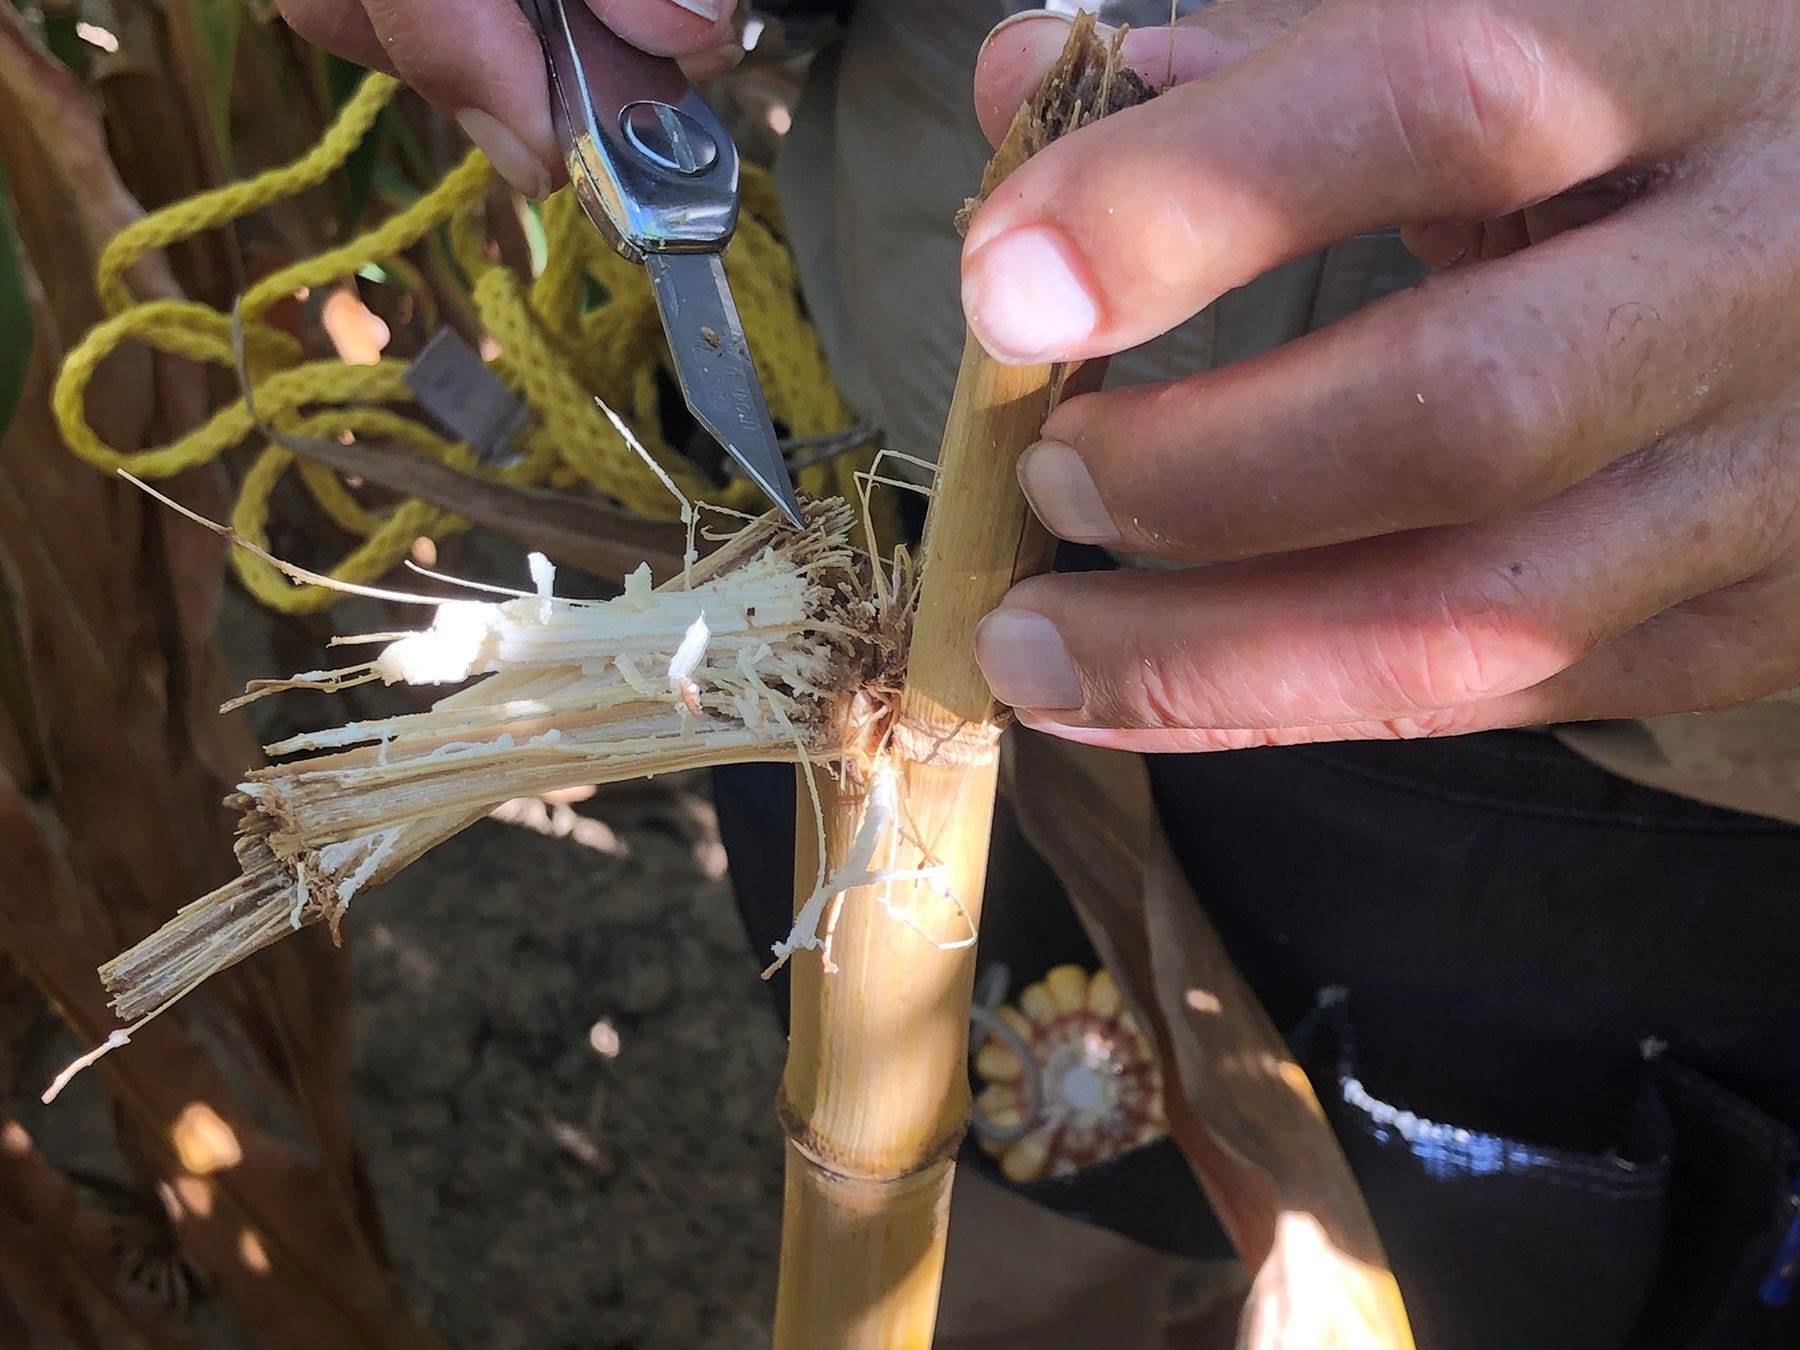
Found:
[964,0,1800,752]
[275,0,738,198]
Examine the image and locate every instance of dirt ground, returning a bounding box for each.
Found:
[354,786,787,1349]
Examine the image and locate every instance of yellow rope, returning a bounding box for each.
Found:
[54,72,877,612]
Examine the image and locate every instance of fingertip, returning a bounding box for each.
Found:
[347,0,560,185]
[1402,221,1480,270]
[457,109,553,199]
[975,604,1085,711]
[276,0,396,73]
[961,224,1103,364]
[1012,711,1126,749]
[1017,440,1120,546]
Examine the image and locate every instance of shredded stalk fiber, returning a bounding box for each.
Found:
[101,499,894,1026]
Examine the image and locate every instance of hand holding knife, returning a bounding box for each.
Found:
[520,0,807,528]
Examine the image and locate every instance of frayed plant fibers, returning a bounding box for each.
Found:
[85,495,906,1051]
[764,759,974,978]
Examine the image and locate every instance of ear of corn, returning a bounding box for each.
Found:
[973,963,1169,1184]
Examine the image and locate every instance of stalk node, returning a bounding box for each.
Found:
[774,1098,970,1187]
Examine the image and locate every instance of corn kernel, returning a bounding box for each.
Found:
[977,1083,1022,1131]
[997,1004,1033,1040]
[1045,963,1088,1014]
[1087,967,1122,1017]
[1001,1128,1050,1183]
[976,1039,1022,1082]
[1019,980,1057,1025]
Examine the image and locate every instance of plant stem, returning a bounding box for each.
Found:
[772,20,1151,1344]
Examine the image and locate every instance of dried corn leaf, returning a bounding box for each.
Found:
[282,430,690,580]
[0,764,428,1346]
[0,164,26,441]
[0,20,425,1344]
[93,0,241,305]
[0,1115,198,1350]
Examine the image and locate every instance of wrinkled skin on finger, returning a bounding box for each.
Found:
[964,0,1800,751]
[275,0,737,195]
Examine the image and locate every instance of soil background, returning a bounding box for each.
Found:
[352,787,787,1349]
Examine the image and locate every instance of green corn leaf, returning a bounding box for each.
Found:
[0,163,31,447]
[326,53,388,232]
[370,162,422,209]
[39,7,89,79]
[187,0,244,157]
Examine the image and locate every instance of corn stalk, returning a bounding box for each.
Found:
[771,20,1155,1345]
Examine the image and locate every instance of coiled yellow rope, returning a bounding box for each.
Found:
[52,72,871,611]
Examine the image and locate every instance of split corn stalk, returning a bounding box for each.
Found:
[88,497,897,1039]
[771,20,1157,1346]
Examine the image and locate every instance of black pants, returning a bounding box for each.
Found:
[714,730,1800,1349]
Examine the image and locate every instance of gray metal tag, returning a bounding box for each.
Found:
[403,329,530,465]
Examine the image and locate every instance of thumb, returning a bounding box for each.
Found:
[973,0,1326,147]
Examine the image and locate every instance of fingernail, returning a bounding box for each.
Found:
[662,0,727,18]
[976,609,1084,710]
[1014,711,1113,747]
[1019,440,1117,544]
[982,10,1117,55]
[981,9,1073,50]
[963,226,1099,363]
[456,109,550,200]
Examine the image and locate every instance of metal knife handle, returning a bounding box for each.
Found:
[523,0,740,260]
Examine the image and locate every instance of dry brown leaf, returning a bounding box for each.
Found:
[0,25,427,1343]
[0,1114,199,1350]
[0,7,181,308]
[0,765,429,1347]
[0,0,356,1120]
[93,0,241,307]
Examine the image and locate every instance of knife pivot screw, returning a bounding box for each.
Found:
[619,101,718,176]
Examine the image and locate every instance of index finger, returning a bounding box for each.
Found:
[960,0,1738,364]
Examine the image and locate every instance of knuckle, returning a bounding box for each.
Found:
[1364,0,1550,178]
[1708,429,1800,563]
